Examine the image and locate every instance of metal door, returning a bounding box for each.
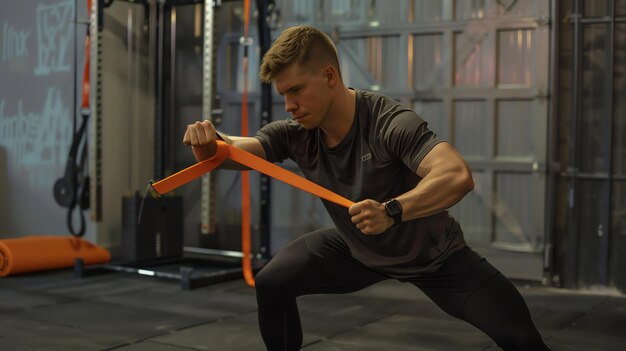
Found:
[409,0,551,281]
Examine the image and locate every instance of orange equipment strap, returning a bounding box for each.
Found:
[85,0,92,108]
[81,15,90,111]
[240,0,253,287]
[150,141,355,208]
[227,146,354,208]
[150,142,228,194]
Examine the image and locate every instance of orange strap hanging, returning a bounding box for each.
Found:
[150,141,354,207]
[240,0,253,287]
[82,0,91,112]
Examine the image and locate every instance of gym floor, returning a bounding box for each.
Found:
[1,267,625,351]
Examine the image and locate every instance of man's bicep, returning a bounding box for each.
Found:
[415,142,467,178]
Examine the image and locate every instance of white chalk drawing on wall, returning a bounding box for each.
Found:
[0,87,72,187]
[34,0,74,76]
[1,22,30,63]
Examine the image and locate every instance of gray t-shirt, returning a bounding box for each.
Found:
[254,89,466,278]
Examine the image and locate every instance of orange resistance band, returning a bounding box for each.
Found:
[151,143,229,194]
[241,0,253,287]
[150,141,355,207]
[82,0,91,111]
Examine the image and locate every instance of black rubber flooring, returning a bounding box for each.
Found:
[1,268,625,350]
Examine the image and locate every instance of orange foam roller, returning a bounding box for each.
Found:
[0,236,111,277]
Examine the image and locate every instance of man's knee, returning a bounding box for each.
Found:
[255,265,276,293]
[255,238,316,298]
[255,262,294,299]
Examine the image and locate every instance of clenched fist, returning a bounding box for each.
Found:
[183,120,218,161]
[348,199,394,235]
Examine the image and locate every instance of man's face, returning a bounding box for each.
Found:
[273,63,332,129]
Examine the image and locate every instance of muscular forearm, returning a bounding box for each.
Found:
[349,159,473,235]
[349,142,473,235]
[395,162,474,221]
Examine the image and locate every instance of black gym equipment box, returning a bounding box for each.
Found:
[122,194,183,262]
[75,194,246,290]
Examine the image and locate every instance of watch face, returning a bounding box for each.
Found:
[385,199,402,216]
[385,200,402,225]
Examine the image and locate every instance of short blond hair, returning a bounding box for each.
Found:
[260,26,340,83]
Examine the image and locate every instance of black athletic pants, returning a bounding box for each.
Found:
[255,228,551,351]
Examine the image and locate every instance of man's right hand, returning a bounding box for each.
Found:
[183,120,218,162]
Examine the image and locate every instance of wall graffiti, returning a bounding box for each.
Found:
[1,22,31,63]
[34,0,74,76]
[0,87,72,187]
[0,0,81,234]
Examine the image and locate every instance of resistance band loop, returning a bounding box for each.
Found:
[150,141,354,207]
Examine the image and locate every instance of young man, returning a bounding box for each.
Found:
[183,26,551,351]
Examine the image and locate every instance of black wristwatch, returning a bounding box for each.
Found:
[384,199,403,226]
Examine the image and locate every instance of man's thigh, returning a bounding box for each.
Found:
[259,228,388,296]
[407,247,499,318]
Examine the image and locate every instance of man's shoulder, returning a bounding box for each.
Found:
[258,118,315,142]
[262,118,303,132]
[356,89,421,128]
[357,90,411,115]
[358,89,399,106]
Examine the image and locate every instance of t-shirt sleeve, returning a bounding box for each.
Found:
[382,110,443,172]
[253,119,292,163]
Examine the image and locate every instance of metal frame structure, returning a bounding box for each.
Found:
[559,0,623,289]
[200,0,215,235]
[84,0,273,288]
[199,0,273,258]
[89,0,103,223]
[256,0,274,259]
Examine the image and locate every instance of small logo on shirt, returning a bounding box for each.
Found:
[361,153,372,161]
